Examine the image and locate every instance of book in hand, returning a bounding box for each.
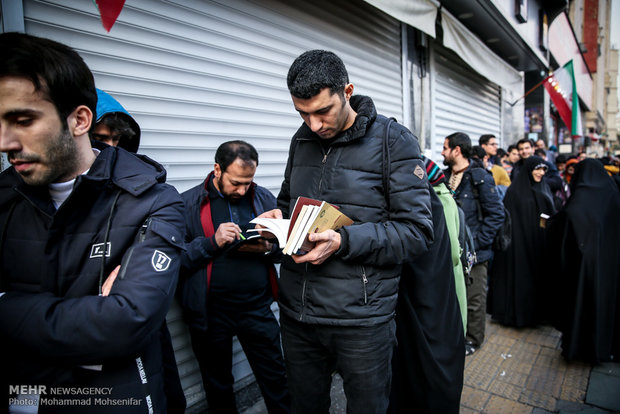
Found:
[221,231,272,254]
[247,196,353,255]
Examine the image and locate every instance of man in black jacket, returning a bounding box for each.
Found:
[179,141,289,414]
[262,50,434,413]
[0,33,185,412]
[442,132,505,356]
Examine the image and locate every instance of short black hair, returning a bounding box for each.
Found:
[497,148,507,158]
[215,140,259,173]
[471,145,486,159]
[0,32,97,128]
[534,148,546,157]
[517,138,533,148]
[507,144,518,153]
[445,132,472,159]
[479,134,496,146]
[287,50,349,99]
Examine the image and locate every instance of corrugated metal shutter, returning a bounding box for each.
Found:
[429,44,501,163]
[23,0,402,195]
[21,0,403,411]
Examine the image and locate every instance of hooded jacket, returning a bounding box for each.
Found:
[444,162,504,264]
[0,144,184,413]
[276,95,433,326]
[95,89,141,153]
[178,173,279,331]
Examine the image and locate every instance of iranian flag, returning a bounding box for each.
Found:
[543,60,583,137]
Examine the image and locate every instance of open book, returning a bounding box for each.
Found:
[247,196,353,255]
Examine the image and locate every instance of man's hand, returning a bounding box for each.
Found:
[257,209,283,220]
[292,230,341,265]
[214,222,243,247]
[101,265,120,296]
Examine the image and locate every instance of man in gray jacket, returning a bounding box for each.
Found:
[263,50,433,413]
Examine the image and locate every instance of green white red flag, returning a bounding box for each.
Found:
[92,0,126,32]
[543,60,583,137]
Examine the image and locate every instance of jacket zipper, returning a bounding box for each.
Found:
[318,147,332,193]
[361,265,368,304]
[118,218,151,280]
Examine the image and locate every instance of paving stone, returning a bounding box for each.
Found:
[460,385,491,411]
[496,369,529,387]
[519,389,557,411]
[526,367,563,397]
[559,386,587,402]
[488,380,523,400]
[485,395,533,414]
[585,371,620,412]
[591,362,620,377]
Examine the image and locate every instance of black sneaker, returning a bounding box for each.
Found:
[465,341,478,356]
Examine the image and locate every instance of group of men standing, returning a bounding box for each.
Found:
[0,31,518,414]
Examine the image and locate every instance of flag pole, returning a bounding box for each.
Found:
[508,75,550,107]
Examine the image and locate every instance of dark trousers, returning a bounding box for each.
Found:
[466,261,488,347]
[280,314,395,414]
[189,304,290,414]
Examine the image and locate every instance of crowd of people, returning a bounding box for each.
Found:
[1,31,619,414]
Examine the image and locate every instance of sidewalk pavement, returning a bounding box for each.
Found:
[242,316,620,413]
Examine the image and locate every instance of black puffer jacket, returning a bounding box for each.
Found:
[276,95,433,326]
[0,145,185,413]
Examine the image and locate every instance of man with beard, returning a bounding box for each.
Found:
[178,140,290,414]
[0,33,185,412]
[442,132,504,356]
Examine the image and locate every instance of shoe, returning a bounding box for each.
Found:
[465,341,478,356]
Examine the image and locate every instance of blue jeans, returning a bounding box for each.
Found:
[280,314,395,414]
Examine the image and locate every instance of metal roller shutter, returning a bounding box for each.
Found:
[23,0,402,194]
[21,0,403,411]
[430,44,502,163]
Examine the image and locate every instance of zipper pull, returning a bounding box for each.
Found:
[138,218,151,242]
[322,153,328,163]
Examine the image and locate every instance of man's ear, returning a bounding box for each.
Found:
[67,105,93,138]
[344,83,354,100]
[214,163,222,179]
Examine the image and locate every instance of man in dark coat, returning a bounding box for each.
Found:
[261,50,434,413]
[0,32,185,413]
[178,141,289,413]
[442,132,504,356]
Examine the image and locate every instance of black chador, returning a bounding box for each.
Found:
[545,159,620,363]
[390,186,464,414]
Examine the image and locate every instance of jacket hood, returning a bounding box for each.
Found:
[95,89,141,153]
[87,141,167,196]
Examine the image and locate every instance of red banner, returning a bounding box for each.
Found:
[95,0,126,32]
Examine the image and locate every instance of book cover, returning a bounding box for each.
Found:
[296,202,353,254]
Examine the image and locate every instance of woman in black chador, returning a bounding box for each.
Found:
[390,184,464,414]
[488,156,555,327]
[546,159,620,363]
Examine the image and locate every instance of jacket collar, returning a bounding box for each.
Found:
[295,95,377,145]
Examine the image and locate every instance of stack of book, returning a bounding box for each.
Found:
[248,196,353,255]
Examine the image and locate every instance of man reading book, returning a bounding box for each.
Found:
[178,140,290,413]
[261,50,434,413]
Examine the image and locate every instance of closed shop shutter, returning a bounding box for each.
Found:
[21,0,403,410]
[429,44,502,163]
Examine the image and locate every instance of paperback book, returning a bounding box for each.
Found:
[247,196,353,255]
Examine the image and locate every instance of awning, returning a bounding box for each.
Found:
[441,8,523,99]
[362,0,438,38]
[362,0,523,99]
